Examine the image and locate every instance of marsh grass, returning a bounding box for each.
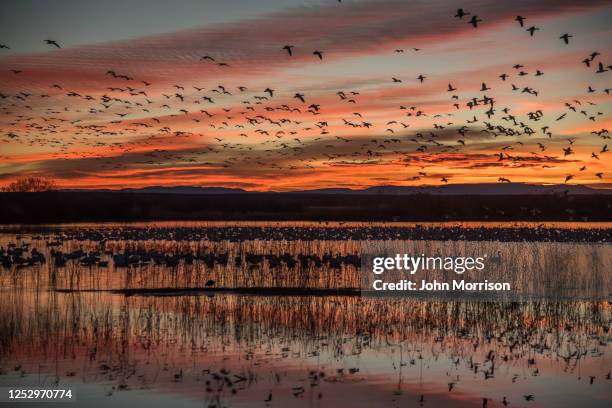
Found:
[0,228,610,406]
[2,236,610,295]
[363,241,611,299]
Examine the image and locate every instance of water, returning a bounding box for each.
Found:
[0,222,610,407]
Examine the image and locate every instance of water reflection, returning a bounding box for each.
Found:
[1,290,610,407]
[0,226,610,407]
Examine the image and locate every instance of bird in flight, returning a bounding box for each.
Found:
[45,39,61,48]
[468,16,482,28]
[455,9,470,19]
[313,50,324,60]
[515,16,526,27]
[282,45,294,56]
[560,33,573,44]
[526,26,539,36]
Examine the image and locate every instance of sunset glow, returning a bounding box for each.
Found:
[0,0,610,190]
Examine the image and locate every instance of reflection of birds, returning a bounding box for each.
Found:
[44,39,61,48]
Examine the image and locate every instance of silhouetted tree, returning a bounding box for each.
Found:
[2,177,57,192]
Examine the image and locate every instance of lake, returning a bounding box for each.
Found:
[0,222,610,407]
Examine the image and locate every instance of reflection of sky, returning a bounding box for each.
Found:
[0,0,611,190]
[1,295,610,408]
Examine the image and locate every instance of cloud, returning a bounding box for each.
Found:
[1,0,608,82]
[1,0,610,189]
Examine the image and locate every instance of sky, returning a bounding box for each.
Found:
[0,0,611,191]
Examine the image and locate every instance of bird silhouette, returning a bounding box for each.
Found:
[469,16,482,28]
[455,9,470,19]
[560,33,573,44]
[44,39,61,48]
[596,62,607,73]
[282,45,294,56]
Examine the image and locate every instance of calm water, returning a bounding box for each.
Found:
[0,223,610,407]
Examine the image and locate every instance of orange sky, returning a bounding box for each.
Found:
[0,0,611,191]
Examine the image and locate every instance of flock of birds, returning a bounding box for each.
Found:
[0,5,610,188]
[11,224,611,243]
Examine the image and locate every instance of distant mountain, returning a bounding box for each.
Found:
[290,188,357,194]
[288,183,608,195]
[59,183,610,195]
[62,186,247,194]
[363,183,606,195]
[119,186,247,194]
